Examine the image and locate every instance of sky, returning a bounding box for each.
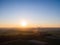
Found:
[0,0,60,28]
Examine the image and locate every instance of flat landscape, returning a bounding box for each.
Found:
[0,28,60,45]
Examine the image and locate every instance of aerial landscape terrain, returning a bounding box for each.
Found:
[0,28,60,45]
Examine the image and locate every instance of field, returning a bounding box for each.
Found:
[0,28,60,45]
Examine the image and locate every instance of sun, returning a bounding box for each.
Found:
[20,20,27,27]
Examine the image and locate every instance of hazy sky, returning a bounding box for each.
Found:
[0,0,60,27]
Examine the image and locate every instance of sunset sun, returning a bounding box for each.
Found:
[20,20,27,27]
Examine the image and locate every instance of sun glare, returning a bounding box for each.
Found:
[20,20,27,27]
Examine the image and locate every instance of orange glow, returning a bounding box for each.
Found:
[20,20,28,28]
